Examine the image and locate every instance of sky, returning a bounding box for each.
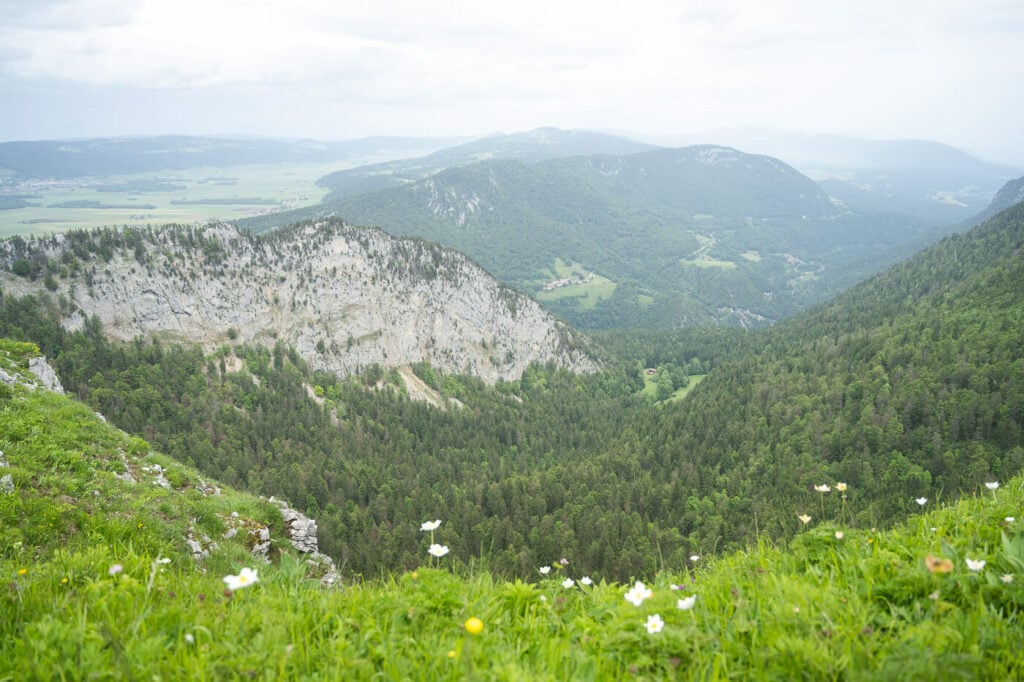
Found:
[1,0,1023,163]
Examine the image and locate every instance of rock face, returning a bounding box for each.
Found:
[0,220,598,382]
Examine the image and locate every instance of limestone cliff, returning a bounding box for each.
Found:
[0,220,598,382]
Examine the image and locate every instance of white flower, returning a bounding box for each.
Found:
[420,519,442,531]
[965,559,986,572]
[677,595,697,610]
[814,484,830,493]
[985,481,1000,490]
[798,514,812,525]
[108,564,123,577]
[1001,574,1014,584]
[156,557,171,564]
[562,578,575,588]
[835,482,848,492]
[427,544,449,558]
[1006,517,1016,523]
[645,614,664,634]
[834,531,844,540]
[689,555,700,562]
[184,633,195,644]
[580,576,593,586]
[538,565,551,575]
[223,567,259,591]
[915,497,927,506]
[624,581,653,606]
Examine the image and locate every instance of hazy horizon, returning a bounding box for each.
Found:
[2,1,1022,164]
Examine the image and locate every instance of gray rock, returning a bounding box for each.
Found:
[28,357,64,394]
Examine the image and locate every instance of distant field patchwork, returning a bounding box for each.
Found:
[0,162,346,237]
[535,258,617,310]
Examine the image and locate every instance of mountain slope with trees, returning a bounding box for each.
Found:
[244,146,949,329]
[1,204,1020,580]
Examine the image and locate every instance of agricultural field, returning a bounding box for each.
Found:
[535,258,617,310]
[0,162,347,237]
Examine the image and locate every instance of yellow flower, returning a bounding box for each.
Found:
[464,617,484,635]
[835,482,848,492]
[17,568,27,576]
[61,577,68,584]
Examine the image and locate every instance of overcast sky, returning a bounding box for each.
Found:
[1,0,1022,163]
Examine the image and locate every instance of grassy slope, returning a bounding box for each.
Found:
[1,341,1022,679]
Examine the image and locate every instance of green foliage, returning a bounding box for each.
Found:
[1,361,1022,679]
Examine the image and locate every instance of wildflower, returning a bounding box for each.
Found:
[108,564,123,577]
[915,497,927,506]
[464,617,484,635]
[965,559,986,572]
[835,482,847,492]
[1002,574,1014,584]
[677,595,697,610]
[420,519,441,531]
[814,484,830,493]
[834,531,844,540]
[156,557,171,565]
[670,583,684,590]
[17,568,27,576]
[560,558,569,566]
[184,633,195,645]
[562,578,575,588]
[61,577,68,584]
[798,514,812,525]
[984,481,999,491]
[539,565,551,575]
[645,614,665,634]
[925,556,953,573]
[624,581,653,606]
[928,590,940,600]
[689,554,700,562]
[447,650,456,658]
[223,567,259,591]
[427,544,449,558]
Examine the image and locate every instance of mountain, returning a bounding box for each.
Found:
[0,135,461,179]
[664,129,1020,226]
[966,174,1024,226]
[3,337,1022,679]
[0,220,596,382]
[244,145,947,329]
[314,127,659,202]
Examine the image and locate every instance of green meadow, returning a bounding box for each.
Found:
[535,258,618,310]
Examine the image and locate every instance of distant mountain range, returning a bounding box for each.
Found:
[244,143,961,329]
[0,135,462,178]
[316,127,659,201]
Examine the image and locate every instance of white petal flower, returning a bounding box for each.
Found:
[223,567,259,591]
[562,578,575,588]
[1006,517,1016,523]
[580,576,593,586]
[420,519,442,531]
[624,581,653,606]
[427,544,449,558]
[835,482,848,492]
[1001,574,1014,584]
[108,564,123,577]
[834,531,844,540]
[965,558,986,572]
[798,514,812,525]
[538,565,551,575]
[677,595,697,610]
[985,481,999,490]
[689,555,700,562]
[814,484,830,493]
[645,614,664,634]
[915,497,928,506]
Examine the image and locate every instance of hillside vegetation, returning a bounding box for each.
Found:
[243,146,950,329]
[1,204,1021,585]
[1,341,1021,679]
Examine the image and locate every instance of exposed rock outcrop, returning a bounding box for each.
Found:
[0,220,599,383]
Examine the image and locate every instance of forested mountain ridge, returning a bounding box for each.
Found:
[314,127,658,201]
[246,145,948,329]
[0,220,597,382]
[965,174,1024,226]
[2,205,1020,580]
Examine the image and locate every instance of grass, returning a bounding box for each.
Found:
[680,233,737,270]
[535,258,618,310]
[0,162,346,237]
[639,372,706,403]
[1,340,1022,679]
